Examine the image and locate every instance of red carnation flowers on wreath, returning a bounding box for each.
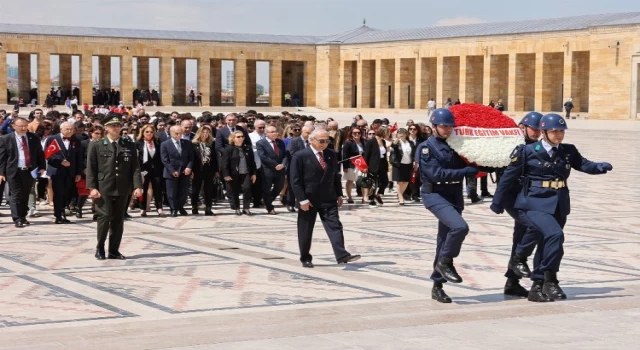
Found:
[446,104,524,168]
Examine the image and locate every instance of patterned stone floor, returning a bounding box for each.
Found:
[0,124,639,349]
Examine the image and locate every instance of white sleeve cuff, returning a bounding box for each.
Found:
[299,200,310,205]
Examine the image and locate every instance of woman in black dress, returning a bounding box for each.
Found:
[363,127,390,206]
[341,127,366,203]
[390,128,416,205]
[191,125,218,216]
[221,130,257,215]
[137,124,164,217]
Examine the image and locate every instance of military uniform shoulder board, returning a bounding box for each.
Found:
[510,145,521,162]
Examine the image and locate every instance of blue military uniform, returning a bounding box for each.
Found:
[494,113,612,301]
[493,112,543,292]
[415,108,478,303]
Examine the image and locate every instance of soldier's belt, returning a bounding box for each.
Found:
[436,181,461,185]
[531,180,566,189]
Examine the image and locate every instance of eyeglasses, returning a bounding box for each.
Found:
[316,139,329,144]
[352,131,361,135]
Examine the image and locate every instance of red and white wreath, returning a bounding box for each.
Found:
[446,104,524,168]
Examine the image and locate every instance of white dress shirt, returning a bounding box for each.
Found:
[249,131,264,169]
[541,139,557,157]
[14,133,28,168]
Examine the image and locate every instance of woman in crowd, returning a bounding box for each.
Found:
[137,124,164,217]
[191,125,218,216]
[408,123,429,202]
[363,127,390,206]
[85,125,105,220]
[36,120,55,206]
[342,127,366,204]
[390,128,416,205]
[221,130,257,216]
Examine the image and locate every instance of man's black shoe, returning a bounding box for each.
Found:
[435,257,463,283]
[179,209,188,216]
[286,205,296,212]
[543,272,567,300]
[481,192,494,198]
[107,253,126,260]
[192,209,199,215]
[171,211,178,217]
[62,218,72,224]
[470,196,484,204]
[92,214,98,221]
[504,278,529,298]
[508,255,531,278]
[22,219,31,225]
[337,254,361,264]
[95,249,106,260]
[431,283,452,303]
[76,211,83,219]
[528,281,553,302]
[302,261,314,268]
[14,221,25,228]
[124,213,132,219]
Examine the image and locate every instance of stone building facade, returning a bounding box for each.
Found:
[1,12,640,119]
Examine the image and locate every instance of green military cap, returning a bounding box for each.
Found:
[102,114,122,126]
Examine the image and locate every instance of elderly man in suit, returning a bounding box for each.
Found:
[0,117,46,228]
[161,125,194,217]
[283,125,313,212]
[290,129,361,268]
[45,122,84,224]
[257,125,287,215]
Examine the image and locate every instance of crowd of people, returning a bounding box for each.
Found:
[0,106,458,225]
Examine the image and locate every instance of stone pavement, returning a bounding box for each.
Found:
[0,128,639,349]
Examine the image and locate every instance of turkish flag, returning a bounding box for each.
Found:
[350,155,368,172]
[45,139,62,160]
[390,122,398,133]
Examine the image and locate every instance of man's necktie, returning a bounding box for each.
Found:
[21,136,31,168]
[272,141,279,156]
[550,146,558,159]
[305,140,309,148]
[175,141,182,154]
[318,152,326,170]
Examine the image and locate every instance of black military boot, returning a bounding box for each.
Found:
[508,254,532,278]
[528,281,553,302]
[431,282,452,303]
[504,278,529,298]
[543,272,567,300]
[435,257,463,283]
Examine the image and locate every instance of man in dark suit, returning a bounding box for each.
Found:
[87,114,143,260]
[161,125,194,217]
[290,129,361,268]
[284,125,313,212]
[257,125,287,215]
[45,122,84,224]
[0,117,45,228]
[156,119,169,143]
[214,113,251,155]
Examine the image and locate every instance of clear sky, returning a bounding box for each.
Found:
[3,0,639,91]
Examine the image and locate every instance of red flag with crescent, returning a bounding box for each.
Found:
[350,155,368,172]
[390,122,398,133]
[45,139,62,160]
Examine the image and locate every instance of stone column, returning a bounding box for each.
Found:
[563,51,572,111]
[534,52,544,112]
[121,55,133,105]
[37,51,50,105]
[356,60,364,109]
[137,57,149,90]
[270,59,282,107]
[160,56,172,106]
[59,54,72,92]
[198,57,211,106]
[436,56,444,106]
[374,59,382,109]
[235,58,247,106]
[339,60,346,108]
[80,53,93,105]
[246,60,257,106]
[211,59,222,106]
[483,56,492,105]
[458,56,468,103]
[0,51,6,104]
[304,60,316,107]
[508,54,517,112]
[18,53,31,101]
[98,56,111,90]
[414,57,423,110]
[394,58,402,109]
[173,58,186,105]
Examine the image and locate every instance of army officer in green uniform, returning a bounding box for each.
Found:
[86,113,143,260]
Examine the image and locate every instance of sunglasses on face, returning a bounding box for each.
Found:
[352,131,361,135]
[293,129,301,132]
[368,132,375,136]
[409,127,417,131]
